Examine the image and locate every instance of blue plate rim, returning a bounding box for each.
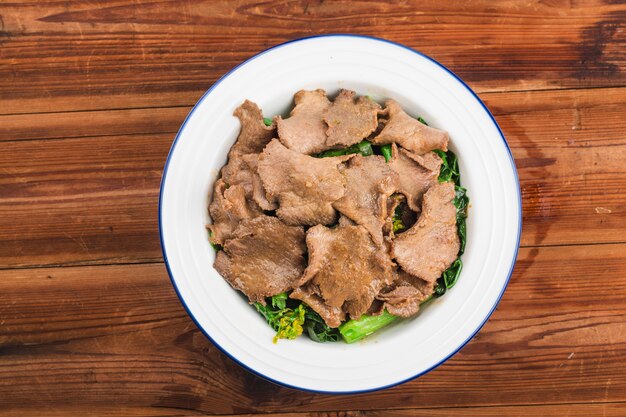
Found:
[158,33,522,395]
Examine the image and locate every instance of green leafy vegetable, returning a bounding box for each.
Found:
[273,304,306,343]
[255,293,340,343]
[433,149,460,184]
[442,258,463,289]
[391,197,406,233]
[316,140,373,158]
[380,144,393,162]
[432,149,469,291]
[263,117,273,127]
[417,116,428,125]
[304,308,341,343]
[454,185,469,255]
[392,218,405,233]
[207,229,222,251]
[271,292,288,310]
[339,310,398,344]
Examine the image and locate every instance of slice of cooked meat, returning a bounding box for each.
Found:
[333,155,399,245]
[295,224,395,323]
[383,194,417,238]
[219,153,276,211]
[391,182,460,283]
[388,143,442,211]
[276,89,331,155]
[291,283,346,328]
[377,270,435,318]
[372,100,449,154]
[241,154,277,211]
[212,100,277,215]
[214,216,306,304]
[258,139,352,225]
[207,180,263,245]
[324,89,381,147]
[229,100,275,156]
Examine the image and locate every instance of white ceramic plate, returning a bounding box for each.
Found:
[159,35,521,394]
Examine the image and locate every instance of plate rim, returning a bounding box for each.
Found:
[158,33,523,395]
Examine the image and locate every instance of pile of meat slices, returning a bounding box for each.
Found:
[209,89,460,328]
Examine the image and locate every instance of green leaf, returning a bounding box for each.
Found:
[207,229,222,251]
[316,140,373,158]
[433,278,446,298]
[303,308,341,343]
[263,117,273,126]
[417,116,428,125]
[271,292,288,310]
[443,259,463,289]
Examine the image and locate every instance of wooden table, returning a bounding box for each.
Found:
[1,1,625,415]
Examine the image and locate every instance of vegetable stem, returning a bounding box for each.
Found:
[339,310,398,344]
[381,144,392,162]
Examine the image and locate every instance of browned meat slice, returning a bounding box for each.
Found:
[377,270,435,318]
[241,154,277,211]
[229,100,275,156]
[388,144,442,211]
[210,100,277,225]
[291,284,346,328]
[324,89,381,147]
[391,182,460,283]
[258,139,352,225]
[333,155,399,245]
[295,224,395,324]
[276,89,331,155]
[207,180,263,245]
[214,216,306,304]
[372,100,449,154]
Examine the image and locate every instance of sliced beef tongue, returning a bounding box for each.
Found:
[207,179,263,245]
[388,143,442,212]
[324,89,381,148]
[214,215,307,304]
[258,139,352,226]
[240,154,277,211]
[376,270,435,318]
[293,223,395,326]
[209,101,277,243]
[333,154,399,245]
[291,284,346,328]
[276,89,331,155]
[229,100,275,156]
[391,181,460,283]
[372,99,449,154]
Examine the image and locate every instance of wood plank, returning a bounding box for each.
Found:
[1,244,625,414]
[1,87,625,267]
[0,106,190,142]
[0,134,169,267]
[484,87,626,247]
[0,0,625,114]
[3,403,626,417]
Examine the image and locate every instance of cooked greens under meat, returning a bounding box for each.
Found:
[208,89,469,344]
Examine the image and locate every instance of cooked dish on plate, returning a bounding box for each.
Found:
[207,89,468,343]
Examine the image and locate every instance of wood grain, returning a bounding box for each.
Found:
[0,0,625,114]
[1,87,625,267]
[4,403,626,417]
[0,106,190,142]
[0,134,169,267]
[1,244,625,414]
[2,1,626,415]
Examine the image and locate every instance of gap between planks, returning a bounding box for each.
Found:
[0,240,625,272]
[1,84,625,119]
